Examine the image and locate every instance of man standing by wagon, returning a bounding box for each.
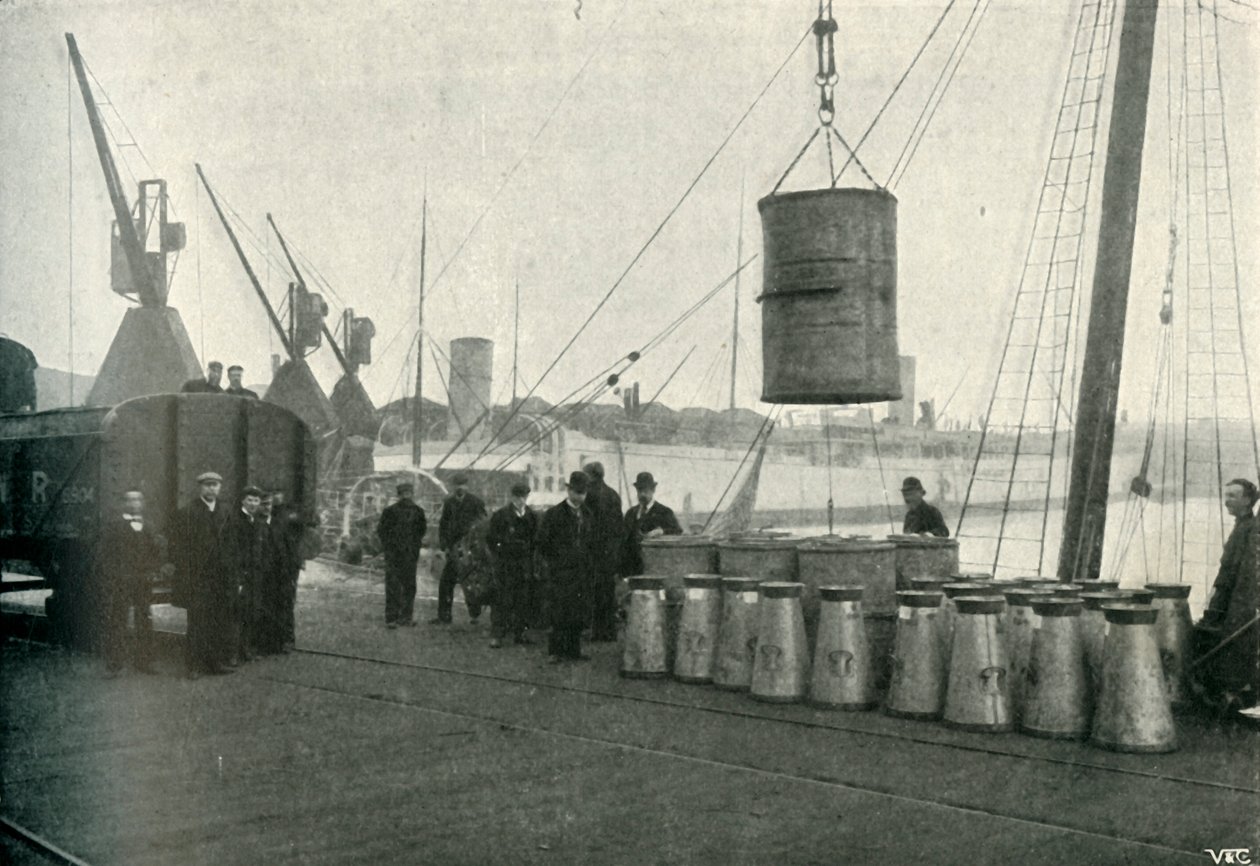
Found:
[171,471,232,676]
[97,490,164,675]
[433,473,486,625]
[486,481,538,648]
[180,361,224,394]
[224,365,259,399]
[900,476,950,538]
[221,486,266,664]
[538,471,596,663]
[582,462,623,642]
[377,482,427,629]
[270,489,307,650]
[622,471,683,577]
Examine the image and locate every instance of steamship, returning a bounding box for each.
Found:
[370,338,1145,532]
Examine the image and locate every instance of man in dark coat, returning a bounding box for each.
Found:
[900,476,950,537]
[97,490,164,674]
[250,492,287,655]
[224,364,260,399]
[582,462,624,641]
[221,486,266,664]
[486,481,538,648]
[180,361,224,394]
[377,482,427,628]
[622,471,683,576]
[538,471,596,662]
[1193,478,1259,713]
[170,471,232,676]
[434,473,487,624]
[270,490,307,650]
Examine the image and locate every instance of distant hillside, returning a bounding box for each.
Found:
[34,367,96,410]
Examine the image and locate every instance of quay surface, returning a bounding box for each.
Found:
[3,561,1258,865]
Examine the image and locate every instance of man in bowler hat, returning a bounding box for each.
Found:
[622,471,683,576]
[487,481,538,648]
[537,471,596,662]
[434,473,487,624]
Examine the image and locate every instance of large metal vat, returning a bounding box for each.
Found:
[641,536,720,593]
[757,188,901,404]
[888,535,959,591]
[797,539,898,614]
[0,393,316,647]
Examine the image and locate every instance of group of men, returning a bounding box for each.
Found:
[180,361,260,399]
[97,470,307,677]
[374,464,683,663]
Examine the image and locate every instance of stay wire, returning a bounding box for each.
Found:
[832,0,960,185]
[477,26,812,457]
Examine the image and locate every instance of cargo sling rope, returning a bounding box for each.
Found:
[770,2,879,194]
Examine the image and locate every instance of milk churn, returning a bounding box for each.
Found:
[910,576,955,593]
[943,597,1013,732]
[750,582,810,703]
[951,571,992,582]
[886,591,948,720]
[1091,604,1176,753]
[809,586,876,710]
[1001,588,1050,717]
[1078,591,1126,693]
[1080,580,1120,592]
[1146,583,1193,705]
[622,577,670,679]
[889,535,960,591]
[1021,599,1092,740]
[714,577,761,691]
[719,538,800,631]
[674,575,724,684]
[1051,584,1085,598]
[941,584,1004,664]
[757,187,901,404]
[1116,588,1156,605]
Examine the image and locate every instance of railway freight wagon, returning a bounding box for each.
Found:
[0,393,316,648]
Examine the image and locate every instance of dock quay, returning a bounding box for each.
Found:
[2,560,1257,865]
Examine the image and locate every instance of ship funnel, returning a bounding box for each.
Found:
[449,337,493,440]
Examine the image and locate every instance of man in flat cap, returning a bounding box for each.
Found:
[434,473,487,624]
[224,365,259,399]
[901,476,950,538]
[537,471,596,662]
[486,481,538,648]
[377,481,428,628]
[170,470,232,676]
[622,471,683,576]
[180,361,224,394]
[582,462,624,641]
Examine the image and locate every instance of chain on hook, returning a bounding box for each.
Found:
[813,0,839,126]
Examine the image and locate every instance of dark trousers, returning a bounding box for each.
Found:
[548,624,583,658]
[283,570,299,645]
[491,560,532,640]
[437,555,483,622]
[590,563,619,640]
[104,589,152,671]
[385,556,418,624]
[185,592,228,673]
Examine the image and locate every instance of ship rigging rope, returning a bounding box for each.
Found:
[701,407,781,534]
[371,1,629,362]
[466,256,757,468]
[478,261,756,473]
[886,0,991,189]
[867,409,896,533]
[831,0,960,185]
[472,27,812,461]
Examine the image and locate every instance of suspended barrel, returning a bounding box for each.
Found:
[757,188,901,404]
[888,535,959,591]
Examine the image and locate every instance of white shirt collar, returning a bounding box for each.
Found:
[201,497,217,511]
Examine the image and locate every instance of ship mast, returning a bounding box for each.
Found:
[1058,0,1161,581]
[729,174,744,412]
[411,192,427,467]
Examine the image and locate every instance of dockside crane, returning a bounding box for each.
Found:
[66,33,202,406]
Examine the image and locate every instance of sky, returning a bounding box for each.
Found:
[2,0,1258,428]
